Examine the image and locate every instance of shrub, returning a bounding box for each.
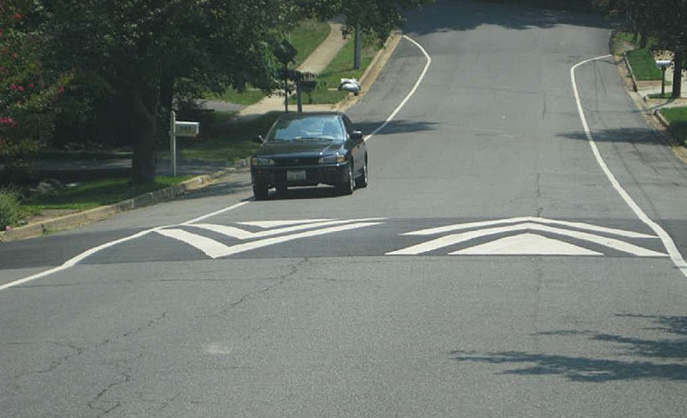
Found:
[0,187,22,230]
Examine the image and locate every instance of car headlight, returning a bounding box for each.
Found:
[318,154,346,164]
[251,157,274,167]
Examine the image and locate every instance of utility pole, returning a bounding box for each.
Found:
[354,24,361,70]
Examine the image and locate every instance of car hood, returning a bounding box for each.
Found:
[256,141,344,157]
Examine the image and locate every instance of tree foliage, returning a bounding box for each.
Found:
[610,0,687,96]
[0,0,70,183]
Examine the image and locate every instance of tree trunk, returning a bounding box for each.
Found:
[129,88,159,184]
[159,72,175,143]
[672,50,683,99]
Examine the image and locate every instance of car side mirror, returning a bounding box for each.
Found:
[252,135,264,144]
[351,131,363,142]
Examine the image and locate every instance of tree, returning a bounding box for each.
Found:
[301,0,434,68]
[612,0,687,97]
[42,0,297,183]
[0,0,70,184]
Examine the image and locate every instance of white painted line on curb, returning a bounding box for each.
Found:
[364,35,432,142]
[571,55,687,278]
[0,202,249,291]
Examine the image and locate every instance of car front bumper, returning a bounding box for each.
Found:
[251,163,349,187]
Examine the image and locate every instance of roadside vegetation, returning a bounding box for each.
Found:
[205,20,331,106]
[293,35,379,105]
[659,107,687,147]
[175,112,282,162]
[0,188,24,231]
[626,48,663,81]
[23,176,192,213]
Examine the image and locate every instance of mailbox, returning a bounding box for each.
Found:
[656,60,673,69]
[174,121,200,137]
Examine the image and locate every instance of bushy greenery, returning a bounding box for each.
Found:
[0,187,23,230]
[0,1,71,184]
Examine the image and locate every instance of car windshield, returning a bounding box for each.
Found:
[267,115,345,142]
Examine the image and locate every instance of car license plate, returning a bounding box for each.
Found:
[287,170,306,181]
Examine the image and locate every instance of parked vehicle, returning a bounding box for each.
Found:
[250,112,368,200]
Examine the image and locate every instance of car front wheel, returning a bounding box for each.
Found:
[337,163,354,195]
[355,157,368,188]
[253,182,268,200]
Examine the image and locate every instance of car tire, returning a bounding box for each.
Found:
[337,163,354,195]
[276,185,288,195]
[253,182,268,200]
[355,157,368,188]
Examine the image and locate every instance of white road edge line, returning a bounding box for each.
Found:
[571,54,687,278]
[0,202,248,291]
[364,35,432,142]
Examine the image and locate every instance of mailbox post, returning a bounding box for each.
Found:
[169,110,200,177]
[656,60,673,96]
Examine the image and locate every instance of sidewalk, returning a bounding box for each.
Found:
[633,51,687,110]
[238,22,348,118]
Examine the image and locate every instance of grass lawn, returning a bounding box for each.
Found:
[24,176,192,212]
[292,35,379,105]
[205,20,331,106]
[626,48,662,81]
[176,111,282,162]
[660,107,687,146]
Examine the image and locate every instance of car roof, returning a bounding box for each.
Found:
[277,111,344,120]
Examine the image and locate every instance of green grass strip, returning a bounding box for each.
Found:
[24,176,192,211]
[660,107,687,146]
[627,49,662,81]
[294,35,379,105]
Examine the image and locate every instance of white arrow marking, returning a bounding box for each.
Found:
[387,223,666,257]
[157,229,232,259]
[402,217,656,239]
[190,218,384,240]
[236,219,330,229]
[451,233,603,256]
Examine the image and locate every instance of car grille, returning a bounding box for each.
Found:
[272,157,320,166]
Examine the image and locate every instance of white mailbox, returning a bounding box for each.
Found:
[656,60,673,69]
[174,121,200,137]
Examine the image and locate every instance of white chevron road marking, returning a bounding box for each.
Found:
[451,233,603,256]
[157,221,383,258]
[388,223,666,257]
[237,220,330,229]
[157,229,231,259]
[402,216,656,239]
[190,218,383,240]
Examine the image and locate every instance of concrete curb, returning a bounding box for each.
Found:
[623,53,639,92]
[0,167,238,243]
[336,31,403,112]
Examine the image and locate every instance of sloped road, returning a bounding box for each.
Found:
[2,1,687,416]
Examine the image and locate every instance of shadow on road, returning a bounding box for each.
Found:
[405,0,613,36]
[357,119,439,138]
[558,127,664,145]
[451,314,687,382]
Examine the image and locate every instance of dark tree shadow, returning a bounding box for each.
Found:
[355,119,439,137]
[404,0,616,36]
[558,127,665,145]
[451,314,687,382]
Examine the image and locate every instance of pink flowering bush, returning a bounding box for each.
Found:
[0,1,71,183]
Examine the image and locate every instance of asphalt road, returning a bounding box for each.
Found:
[3,1,687,416]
